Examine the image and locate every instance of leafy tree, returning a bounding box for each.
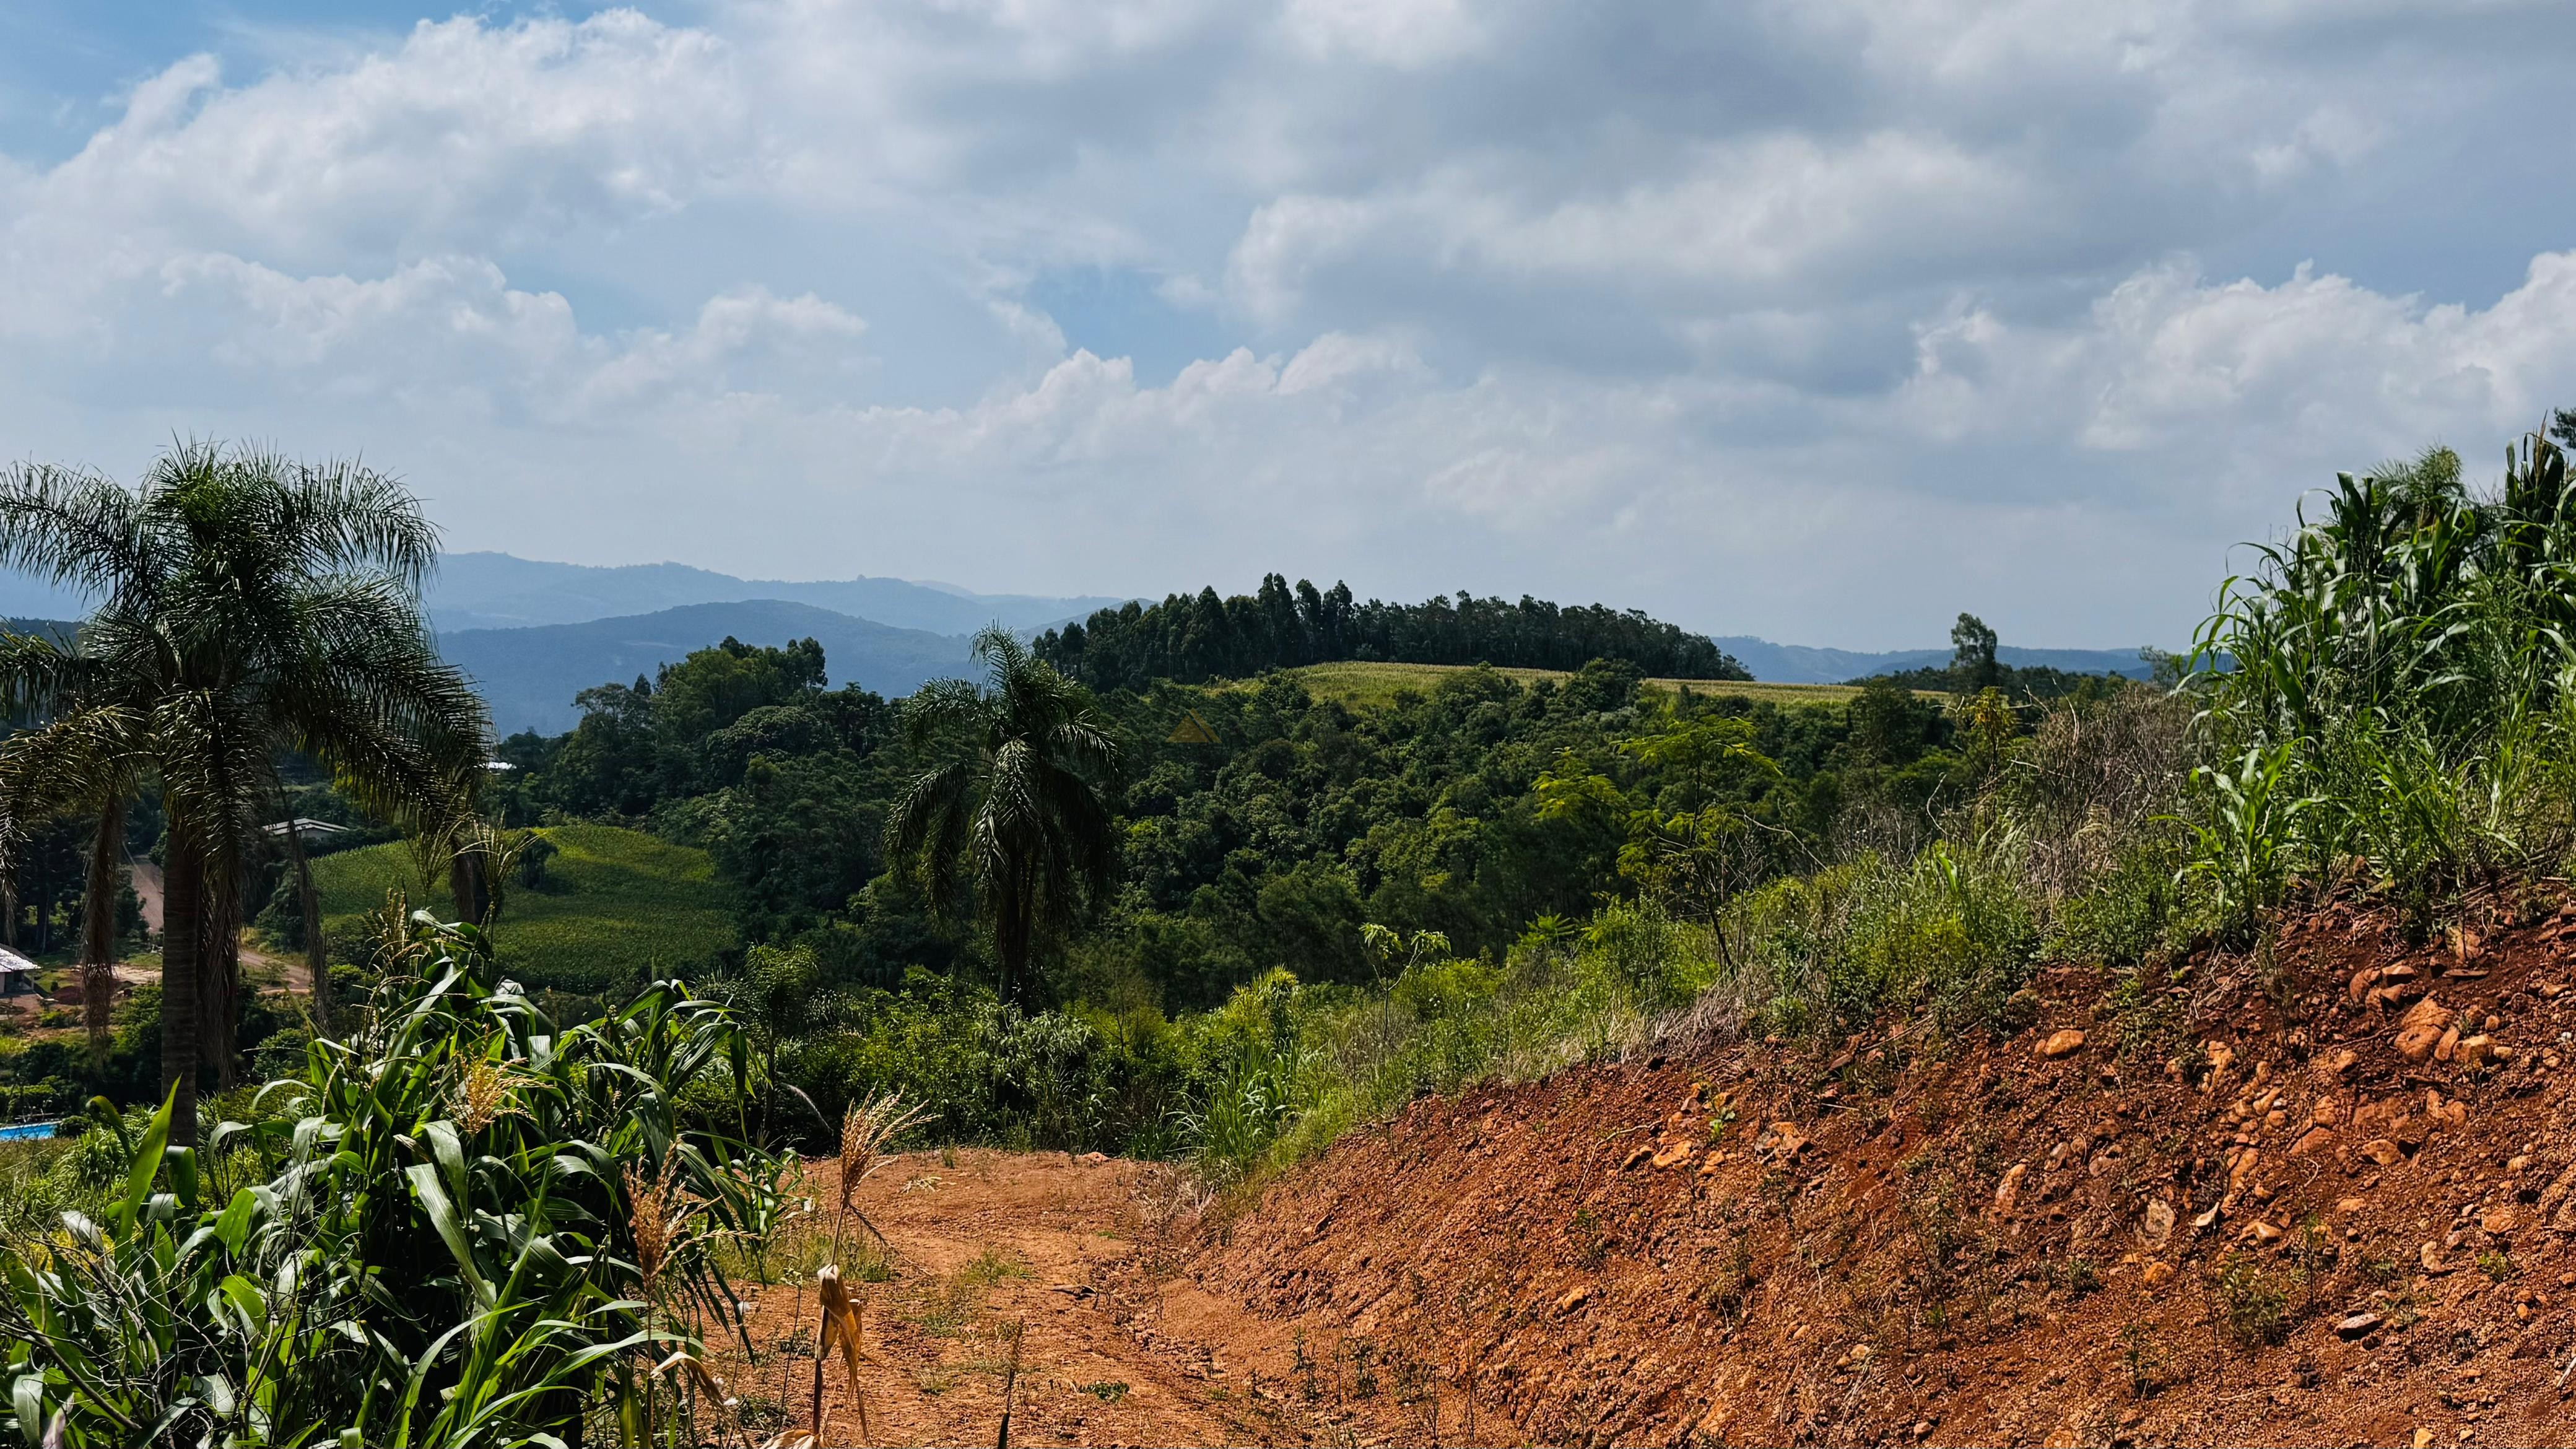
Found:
[885,627,1120,1004]
[0,444,487,1143]
[1949,612,2001,695]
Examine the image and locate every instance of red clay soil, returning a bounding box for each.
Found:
[706,1149,1435,1448]
[1191,896,2576,1447]
[721,894,2576,1446]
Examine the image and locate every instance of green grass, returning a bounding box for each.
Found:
[1265,660,1909,710]
[307,824,734,996]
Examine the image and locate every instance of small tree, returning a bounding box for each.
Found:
[1950,612,2001,696]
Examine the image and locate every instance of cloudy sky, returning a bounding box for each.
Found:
[2,2,2572,648]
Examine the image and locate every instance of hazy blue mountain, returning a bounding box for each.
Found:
[1714,637,2157,685]
[427,552,1125,635]
[441,600,977,734]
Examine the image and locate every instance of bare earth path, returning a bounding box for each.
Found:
[712,1149,1448,1449]
[127,859,307,991]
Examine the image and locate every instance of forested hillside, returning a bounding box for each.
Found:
[1036,573,1749,689]
[489,648,1951,1012]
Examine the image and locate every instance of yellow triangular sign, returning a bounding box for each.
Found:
[1166,709,1220,744]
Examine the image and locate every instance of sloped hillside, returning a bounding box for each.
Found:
[1189,897,2576,1447]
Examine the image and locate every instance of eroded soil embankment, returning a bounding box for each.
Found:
[1188,900,2576,1447]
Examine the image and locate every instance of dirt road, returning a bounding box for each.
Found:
[127,859,308,991]
[712,1149,1473,1449]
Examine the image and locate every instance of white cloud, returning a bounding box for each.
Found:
[2,1,2574,650]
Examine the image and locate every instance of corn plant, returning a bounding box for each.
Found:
[2187,432,2576,924]
[0,909,786,1447]
[2174,742,2314,939]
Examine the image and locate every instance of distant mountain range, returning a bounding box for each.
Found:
[0,551,1125,638]
[425,553,1124,635]
[1714,637,2157,685]
[0,549,2165,728]
[441,600,978,735]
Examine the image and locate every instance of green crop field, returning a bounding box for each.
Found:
[1266,659,1907,709]
[307,824,734,996]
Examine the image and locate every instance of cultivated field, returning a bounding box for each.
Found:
[307,822,734,995]
[1270,659,1901,708]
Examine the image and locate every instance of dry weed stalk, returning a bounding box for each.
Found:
[804,1093,929,1447]
[994,1318,1027,1449]
[812,1264,872,1445]
[833,1092,936,1256]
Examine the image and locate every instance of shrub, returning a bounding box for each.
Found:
[2213,1253,2294,1350]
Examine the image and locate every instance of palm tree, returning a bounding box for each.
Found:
[884,627,1119,1004]
[0,658,139,1051]
[0,444,489,1144]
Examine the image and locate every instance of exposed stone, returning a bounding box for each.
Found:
[2292,1126,2338,1157]
[1621,1144,1654,1170]
[2395,998,2452,1063]
[2228,1149,2262,1193]
[1651,1142,1694,1170]
[2141,1261,2177,1287]
[2435,1025,2461,1063]
[2140,1198,2175,1248]
[2336,1311,2382,1338]
[2040,1029,2087,1059]
[1994,1162,2030,1213]
[2483,1204,2520,1237]
[1556,1286,1591,1314]
[2456,1034,2495,1067]
[2243,1220,2284,1245]
[2362,1138,2406,1167]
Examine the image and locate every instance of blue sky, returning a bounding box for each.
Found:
[2,2,2574,648]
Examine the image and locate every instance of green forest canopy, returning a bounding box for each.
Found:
[1035,573,1751,689]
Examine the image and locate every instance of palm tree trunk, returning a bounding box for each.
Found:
[201,866,241,1091]
[289,825,330,1034]
[80,798,123,1050]
[995,872,1033,1007]
[448,842,489,927]
[160,835,202,1149]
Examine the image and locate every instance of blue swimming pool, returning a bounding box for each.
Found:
[0,1121,56,1141]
